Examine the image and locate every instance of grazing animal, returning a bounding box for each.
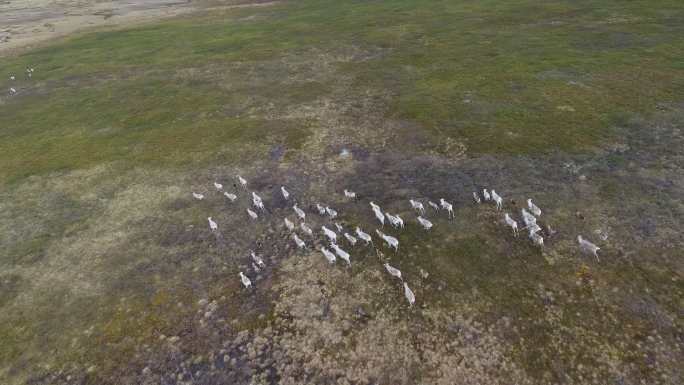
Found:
[208,217,218,231]
[344,232,357,246]
[385,213,402,229]
[293,204,306,220]
[281,186,289,200]
[521,208,537,227]
[316,204,326,215]
[321,247,336,264]
[409,199,425,214]
[384,263,402,280]
[300,222,313,236]
[334,222,343,232]
[355,227,372,245]
[331,243,351,265]
[504,213,518,236]
[293,233,306,248]
[321,226,337,243]
[344,189,356,199]
[403,282,415,306]
[529,232,544,248]
[239,272,252,289]
[428,201,440,211]
[473,192,481,204]
[483,189,491,201]
[284,218,295,231]
[224,192,237,202]
[491,190,503,210]
[527,223,542,236]
[376,229,399,252]
[370,202,381,212]
[440,199,454,218]
[237,175,247,188]
[417,216,433,230]
[373,208,386,226]
[325,206,338,219]
[214,182,223,191]
[9,87,17,95]
[192,192,204,200]
[247,208,258,219]
[251,251,266,268]
[577,235,600,262]
[252,192,264,211]
[527,199,541,217]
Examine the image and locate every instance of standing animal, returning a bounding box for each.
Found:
[527,199,541,217]
[316,203,327,215]
[440,199,454,218]
[521,208,537,227]
[483,189,491,201]
[330,243,351,265]
[9,87,17,95]
[403,282,415,306]
[334,222,343,232]
[252,192,264,211]
[237,175,247,188]
[385,213,404,229]
[321,247,336,264]
[325,206,338,219]
[355,227,372,245]
[247,208,258,219]
[409,199,425,214]
[293,234,306,248]
[281,186,290,200]
[376,230,399,252]
[504,213,518,236]
[491,190,503,210]
[293,204,306,220]
[300,222,313,236]
[373,208,385,226]
[417,216,433,230]
[344,233,357,246]
[370,202,381,212]
[473,192,481,204]
[529,232,544,248]
[344,189,356,199]
[208,217,218,231]
[239,272,252,289]
[224,192,237,202]
[214,182,223,191]
[284,218,295,231]
[428,201,440,211]
[251,251,266,268]
[321,226,337,243]
[384,263,402,280]
[577,235,600,261]
[192,192,204,200]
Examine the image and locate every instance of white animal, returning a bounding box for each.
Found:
[483,189,491,201]
[281,186,289,200]
[239,272,252,289]
[491,190,503,210]
[251,251,266,268]
[9,87,17,95]
[344,189,356,199]
[293,204,306,220]
[503,213,518,236]
[385,213,401,228]
[224,192,237,202]
[521,208,537,227]
[355,227,372,245]
[473,192,481,204]
[577,235,600,261]
[403,282,415,306]
[300,222,313,236]
[321,226,337,243]
[247,208,258,219]
[330,243,350,265]
[440,198,454,218]
[316,203,326,215]
[284,218,295,231]
[208,217,218,231]
[192,192,204,200]
[252,192,264,211]
[10,75,15,81]
[409,199,425,214]
[527,223,542,236]
[237,175,247,188]
[373,208,385,226]
[252,262,260,272]
[293,233,306,248]
[376,229,399,252]
[417,216,433,230]
[527,199,541,217]
[334,222,343,232]
[428,201,440,211]
[214,182,223,190]
[325,206,338,219]
[384,263,402,280]
[344,232,357,246]
[321,247,336,264]
[370,202,381,212]
[529,232,544,248]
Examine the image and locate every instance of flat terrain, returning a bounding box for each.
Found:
[0,0,682,384]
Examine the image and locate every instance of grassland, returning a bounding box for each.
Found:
[0,0,682,384]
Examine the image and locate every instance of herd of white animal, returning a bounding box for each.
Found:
[6,67,34,96]
[193,176,602,307]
